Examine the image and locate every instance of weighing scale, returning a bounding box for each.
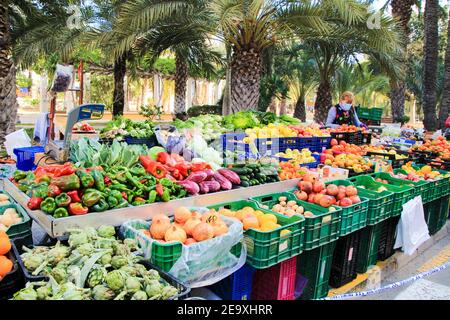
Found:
[45,103,105,162]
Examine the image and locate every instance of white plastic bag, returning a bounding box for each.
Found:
[51,64,73,92]
[120,209,246,288]
[4,129,31,159]
[394,196,430,255]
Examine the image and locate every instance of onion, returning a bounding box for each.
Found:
[164,225,187,243]
[150,218,171,240]
[211,220,228,237]
[174,207,192,224]
[153,213,170,224]
[184,238,197,246]
[183,218,202,236]
[192,222,214,242]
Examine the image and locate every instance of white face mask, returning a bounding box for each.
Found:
[340,103,352,111]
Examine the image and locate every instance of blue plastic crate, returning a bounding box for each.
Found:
[271,154,320,168]
[124,136,157,148]
[209,264,256,300]
[315,136,332,152]
[13,146,45,171]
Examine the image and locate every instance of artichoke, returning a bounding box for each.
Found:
[95,238,116,249]
[125,277,142,294]
[49,267,67,284]
[134,263,148,277]
[112,243,129,256]
[77,243,94,256]
[105,270,126,291]
[87,265,107,288]
[120,265,138,276]
[36,285,52,300]
[161,285,178,300]
[123,238,138,251]
[12,287,38,300]
[92,285,115,300]
[53,285,90,300]
[84,227,98,240]
[68,231,89,248]
[22,253,45,272]
[145,269,161,281]
[47,244,70,266]
[111,255,128,269]
[99,253,112,266]
[131,291,148,300]
[97,225,115,238]
[145,280,163,299]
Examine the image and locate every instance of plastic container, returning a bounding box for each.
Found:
[315,136,332,152]
[423,199,442,235]
[124,135,157,148]
[271,154,320,169]
[438,195,449,230]
[366,151,411,168]
[251,256,297,300]
[252,192,341,251]
[208,200,304,269]
[0,204,32,240]
[349,175,413,217]
[329,231,361,288]
[12,235,50,283]
[356,223,382,273]
[209,264,255,300]
[330,131,363,145]
[0,251,25,300]
[13,146,45,171]
[297,241,337,300]
[378,216,400,261]
[324,180,369,236]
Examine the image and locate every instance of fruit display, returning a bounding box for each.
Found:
[278,162,311,180]
[330,125,366,133]
[396,163,444,181]
[293,174,361,208]
[0,231,13,280]
[0,207,23,233]
[217,206,286,233]
[287,125,331,137]
[226,162,280,186]
[366,146,409,160]
[12,226,181,300]
[410,136,450,158]
[243,124,297,143]
[259,196,315,218]
[321,152,373,173]
[327,141,367,155]
[275,149,318,164]
[141,208,229,245]
[100,117,155,140]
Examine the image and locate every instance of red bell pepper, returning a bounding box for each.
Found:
[27,197,43,210]
[47,184,62,197]
[191,162,212,172]
[156,152,173,165]
[67,190,81,203]
[69,202,89,215]
[53,163,76,177]
[171,169,182,180]
[139,155,167,179]
[155,184,164,197]
[175,162,191,178]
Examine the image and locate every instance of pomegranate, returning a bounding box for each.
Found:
[326,184,339,196]
[339,198,353,207]
[345,186,358,197]
[303,174,318,183]
[337,192,346,200]
[350,196,361,204]
[313,181,325,193]
[296,191,308,201]
[299,181,313,194]
[308,193,316,203]
[314,193,324,205]
[319,195,334,208]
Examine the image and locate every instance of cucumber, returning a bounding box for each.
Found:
[229,167,249,175]
[251,179,259,185]
[240,176,250,182]
[241,181,250,187]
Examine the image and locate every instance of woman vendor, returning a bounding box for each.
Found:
[325,91,367,129]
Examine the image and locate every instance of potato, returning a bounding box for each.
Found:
[278,196,287,202]
[279,201,287,207]
[287,200,296,207]
[0,194,9,201]
[292,205,299,211]
[296,206,304,214]
[285,209,296,216]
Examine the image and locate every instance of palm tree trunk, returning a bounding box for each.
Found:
[390,0,414,123]
[0,2,19,143]
[230,48,262,112]
[174,53,188,119]
[439,15,450,129]
[279,98,287,115]
[422,0,439,131]
[314,80,332,124]
[112,54,126,117]
[294,95,306,122]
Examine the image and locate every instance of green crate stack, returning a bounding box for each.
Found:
[349,175,413,217]
[357,107,371,119]
[406,165,450,201]
[437,195,449,231]
[297,241,337,300]
[208,200,305,269]
[324,180,369,236]
[252,192,342,251]
[369,108,383,120]
[0,204,32,241]
[423,199,442,235]
[375,171,431,203]
[356,223,383,273]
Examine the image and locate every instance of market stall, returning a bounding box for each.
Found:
[1,110,449,301]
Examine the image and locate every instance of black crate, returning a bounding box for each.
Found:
[0,251,25,300]
[378,216,400,261]
[12,235,49,283]
[329,231,361,288]
[331,132,363,145]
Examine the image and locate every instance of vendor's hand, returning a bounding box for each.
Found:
[360,123,368,130]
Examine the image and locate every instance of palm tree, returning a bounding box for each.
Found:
[422,0,439,131]
[440,11,450,129]
[390,0,415,123]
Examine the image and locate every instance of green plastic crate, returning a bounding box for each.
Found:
[297,241,337,300]
[423,199,442,235]
[208,200,305,269]
[436,195,449,232]
[356,224,383,273]
[406,165,450,201]
[357,107,371,119]
[349,175,413,217]
[252,192,342,251]
[0,204,32,239]
[369,108,383,120]
[324,180,369,236]
[121,218,242,272]
[373,171,431,203]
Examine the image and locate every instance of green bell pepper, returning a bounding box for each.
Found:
[107,196,119,208]
[92,198,109,212]
[91,170,105,191]
[55,192,71,207]
[37,175,51,184]
[27,183,49,199]
[129,164,146,176]
[53,174,80,191]
[82,189,102,207]
[161,189,170,202]
[40,197,56,214]
[13,170,27,181]
[148,190,157,203]
[53,207,69,218]
[75,170,95,188]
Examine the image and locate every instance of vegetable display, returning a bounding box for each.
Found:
[226,161,280,187]
[260,196,315,218]
[100,117,154,140]
[0,208,23,233]
[13,226,180,300]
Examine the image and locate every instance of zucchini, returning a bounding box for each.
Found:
[251,179,259,185]
[241,181,250,187]
[229,167,249,175]
[240,176,250,182]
